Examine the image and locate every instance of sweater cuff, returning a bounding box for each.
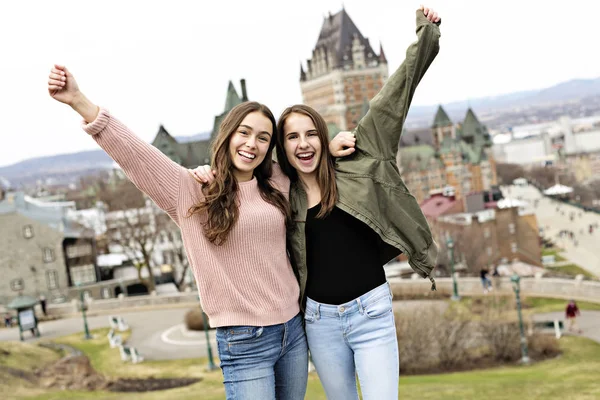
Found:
[81,107,110,136]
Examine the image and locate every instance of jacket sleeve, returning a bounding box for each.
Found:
[353,10,441,160]
[82,108,183,224]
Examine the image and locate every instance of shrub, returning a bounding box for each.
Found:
[528,333,560,358]
[184,308,206,331]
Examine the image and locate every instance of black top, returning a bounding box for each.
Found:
[305,203,387,305]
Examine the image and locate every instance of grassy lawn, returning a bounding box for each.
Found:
[542,248,566,262]
[547,263,597,279]
[0,326,597,400]
[523,297,600,313]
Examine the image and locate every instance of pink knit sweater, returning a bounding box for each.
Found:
[82,109,300,327]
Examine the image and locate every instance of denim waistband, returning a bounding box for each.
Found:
[305,282,392,318]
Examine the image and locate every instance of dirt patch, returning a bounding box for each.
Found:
[107,377,201,392]
[0,365,38,383]
[36,354,200,392]
[37,355,108,391]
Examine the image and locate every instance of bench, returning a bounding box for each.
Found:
[108,315,129,332]
[532,319,564,339]
[107,328,123,348]
[119,345,144,363]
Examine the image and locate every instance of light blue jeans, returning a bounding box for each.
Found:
[305,282,399,400]
[216,313,308,400]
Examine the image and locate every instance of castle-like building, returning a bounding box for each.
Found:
[300,8,388,134]
[300,8,497,204]
[398,106,498,203]
[150,80,248,168]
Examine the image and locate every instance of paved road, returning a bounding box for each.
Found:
[503,184,600,277]
[2,304,597,361]
[532,311,600,343]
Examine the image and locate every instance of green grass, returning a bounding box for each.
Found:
[549,264,597,279]
[523,297,600,313]
[542,248,566,262]
[3,329,600,399]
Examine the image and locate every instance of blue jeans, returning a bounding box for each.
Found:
[216,313,308,400]
[305,282,399,400]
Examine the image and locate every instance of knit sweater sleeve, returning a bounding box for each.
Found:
[81,108,183,224]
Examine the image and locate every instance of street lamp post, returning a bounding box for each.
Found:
[510,274,530,364]
[447,237,460,301]
[197,296,217,371]
[76,284,92,340]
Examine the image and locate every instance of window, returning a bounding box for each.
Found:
[508,223,516,234]
[46,270,59,290]
[23,225,34,239]
[487,247,492,256]
[511,243,517,253]
[484,228,490,238]
[66,244,93,259]
[43,248,55,263]
[11,278,24,291]
[70,264,96,286]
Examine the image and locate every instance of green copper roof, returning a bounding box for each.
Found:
[398,145,443,171]
[432,105,452,128]
[7,295,38,310]
[224,81,243,111]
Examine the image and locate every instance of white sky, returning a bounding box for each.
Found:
[1,0,598,167]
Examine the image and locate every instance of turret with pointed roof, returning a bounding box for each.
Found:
[461,108,492,147]
[432,105,452,128]
[300,7,388,132]
[379,42,387,64]
[151,79,250,169]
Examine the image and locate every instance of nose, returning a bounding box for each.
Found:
[245,136,257,148]
[299,135,309,149]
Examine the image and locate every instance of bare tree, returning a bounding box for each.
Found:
[496,163,525,185]
[155,212,192,291]
[434,225,490,276]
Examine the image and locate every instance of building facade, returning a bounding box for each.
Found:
[435,206,541,272]
[151,80,249,168]
[0,192,98,305]
[300,8,388,133]
[398,106,498,203]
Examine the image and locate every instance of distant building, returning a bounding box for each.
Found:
[300,8,388,133]
[493,115,600,175]
[435,206,542,270]
[399,106,498,203]
[0,192,98,305]
[151,80,249,167]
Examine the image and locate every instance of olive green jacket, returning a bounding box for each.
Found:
[288,11,441,306]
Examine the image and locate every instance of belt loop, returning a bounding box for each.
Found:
[316,303,321,320]
[357,298,364,315]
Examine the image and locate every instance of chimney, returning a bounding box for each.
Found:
[240,79,247,101]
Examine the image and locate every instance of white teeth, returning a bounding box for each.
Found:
[297,153,314,159]
[238,151,256,159]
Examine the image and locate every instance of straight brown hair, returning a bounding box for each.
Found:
[188,101,290,244]
[276,104,338,218]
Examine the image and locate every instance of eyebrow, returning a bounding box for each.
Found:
[239,124,272,137]
[286,129,318,136]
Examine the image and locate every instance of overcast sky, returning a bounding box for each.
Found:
[1,0,598,167]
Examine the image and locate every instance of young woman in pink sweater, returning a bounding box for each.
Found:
[47,67,346,399]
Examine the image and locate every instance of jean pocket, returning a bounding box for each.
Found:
[222,326,264,344]
[364,295,393,319]
[303,310,317,324]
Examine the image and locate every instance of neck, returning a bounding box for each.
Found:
[298,171,318,190]
[233,170,253,182]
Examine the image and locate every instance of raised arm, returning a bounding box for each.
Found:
[48,65,184,224]
[353,7,441,160]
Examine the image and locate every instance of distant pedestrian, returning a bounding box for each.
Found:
[39,295,47,316]
[480,268,493,293]
[565,300,583,334]
[4,313,11,328]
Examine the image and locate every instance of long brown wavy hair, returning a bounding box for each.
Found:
[188,101,290,245]
[276,104,338,218]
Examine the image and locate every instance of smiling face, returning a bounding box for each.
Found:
[227,111,273,182]
[282,112,323,180]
